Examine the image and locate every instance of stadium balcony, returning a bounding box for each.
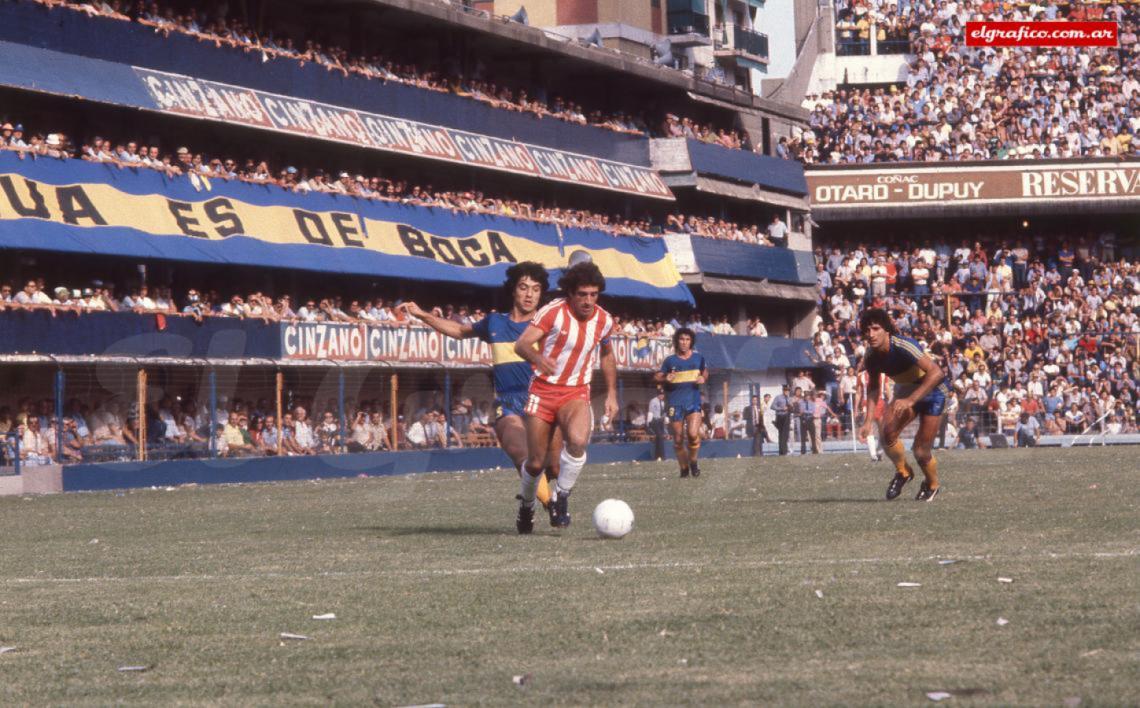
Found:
[653,138,809,215]
[0,1,650,167]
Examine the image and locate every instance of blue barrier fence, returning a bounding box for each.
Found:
[61,439,760,491]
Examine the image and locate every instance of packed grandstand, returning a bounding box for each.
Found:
[0,0,1135,480]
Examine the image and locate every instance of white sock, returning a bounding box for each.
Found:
[555,449,586,495]
[867,433,879,459]
[518,469,540,509]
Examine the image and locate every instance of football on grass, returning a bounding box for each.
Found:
[593,499,634,539]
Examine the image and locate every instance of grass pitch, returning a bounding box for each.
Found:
[0,448,1136,706]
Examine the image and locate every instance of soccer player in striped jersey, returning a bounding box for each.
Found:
[398,262,559,508]
[857,308,949,502]
[654,327,707,478]
[513,261,619,533]
[855,367,889,462]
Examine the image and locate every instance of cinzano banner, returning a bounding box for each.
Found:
[281,322,670,371]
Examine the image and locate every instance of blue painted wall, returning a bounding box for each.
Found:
[689,237,816,285]
[686,139,807,194]
[62,440,760,491]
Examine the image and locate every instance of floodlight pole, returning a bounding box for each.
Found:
[208,368,217,459]
[444,370,452,448]
[137,368,148,462]
[275,370,284,456]
[389,373,399,450]
[54,368,65,464]
[337,368,346,453]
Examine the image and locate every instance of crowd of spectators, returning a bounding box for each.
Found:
[0,393,485,463]
[809,233,1139,446]
[0,117,786,246]
[3,233,1136,465]
[791,0,1140,163]
[0,275,775,342]
[30,0,756,154]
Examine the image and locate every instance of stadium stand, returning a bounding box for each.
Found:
[811,234,1139,446]
[798,0,1140,162]
[0,119,783,244]
[18,0,769,156]
[1,0,1135,495]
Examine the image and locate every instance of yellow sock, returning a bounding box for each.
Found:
[883,440,914,478]
[675,445,690,470]
[688,442,700,461]
[919,456,939,489]
[536,473,552,506]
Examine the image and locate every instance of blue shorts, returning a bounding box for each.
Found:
[495,392,528,421]
[667,401,702,420]
[912,387,947,417]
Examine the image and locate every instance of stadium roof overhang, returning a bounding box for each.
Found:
[693,177,810,210]
[806,159,1140,221]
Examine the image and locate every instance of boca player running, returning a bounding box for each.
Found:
[857,308,949,502]
[512,261,619,533]
[399,262,559,508]
[654,327,707,478]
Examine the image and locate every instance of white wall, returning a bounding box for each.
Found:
[753,0,797,79]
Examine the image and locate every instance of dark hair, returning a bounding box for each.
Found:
[504,261,549,296]
[673,327,696,351]
[558,262,605,295]
[859,307,897,336]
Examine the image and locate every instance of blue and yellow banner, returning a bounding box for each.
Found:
[0,153,693,304]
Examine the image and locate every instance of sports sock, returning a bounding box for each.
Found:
[555,449,585,495]
[536,472,552,506]
[883,439,914,478]
[919,456,939,489]
[674,443,689,471]
[687,440,701,462]
[518,468,540,509]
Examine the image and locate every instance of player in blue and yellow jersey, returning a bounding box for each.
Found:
[399,262,559,508]
[654,327,707,478]
[857,308,948,502]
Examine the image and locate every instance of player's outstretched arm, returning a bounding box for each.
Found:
[514,325,556,376]
[600,341,619,421]
[397,301,474,339]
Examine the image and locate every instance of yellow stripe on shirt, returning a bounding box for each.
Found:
[491,342,526,365]
[670,369,702,383]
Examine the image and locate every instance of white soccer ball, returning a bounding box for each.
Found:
[593,499,634,539]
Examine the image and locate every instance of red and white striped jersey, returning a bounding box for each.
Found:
[859,370,890,402]
[530,298,614,387]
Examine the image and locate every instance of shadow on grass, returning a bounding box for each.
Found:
[768,498,883,504]
[352,525,507,537]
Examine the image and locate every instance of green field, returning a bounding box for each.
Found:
[0,448,1136,706]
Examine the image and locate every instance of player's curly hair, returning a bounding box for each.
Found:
[673,327,696,351]
[558,261,606,294]
[859,307,897,336]
[503,261,549,296]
